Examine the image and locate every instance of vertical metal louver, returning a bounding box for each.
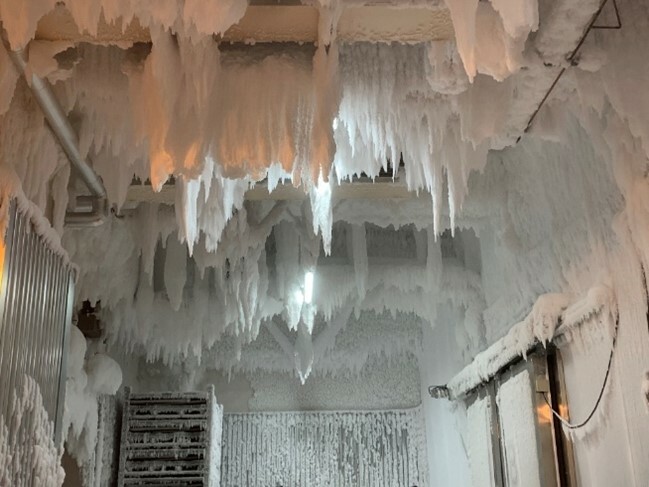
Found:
[0,199,75,443]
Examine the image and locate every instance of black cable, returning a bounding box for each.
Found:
[542,316,619,430]
[518,0,623,141]
[592,0,622,30]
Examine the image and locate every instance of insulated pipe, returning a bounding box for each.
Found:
[1,28,108,226]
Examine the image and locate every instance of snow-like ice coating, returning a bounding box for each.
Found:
[221,407,428,486]
[1,0,649,485]
[63,326,122,465]
[0,376,65,487]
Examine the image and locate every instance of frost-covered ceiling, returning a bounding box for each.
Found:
[0,0,608,380]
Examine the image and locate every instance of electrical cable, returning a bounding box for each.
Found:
[542,316,619,430]
[518,0,622,141]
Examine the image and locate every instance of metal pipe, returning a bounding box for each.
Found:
[1,27,108,226]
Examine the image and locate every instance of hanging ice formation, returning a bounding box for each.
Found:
[0,0,547,245]
[0,0,599,374]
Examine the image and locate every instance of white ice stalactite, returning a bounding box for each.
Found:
[295,321,315,384]
[0,0,57,50]
[443,0,537,82]
[0,41,19,115]
[351,223,368,303]
[0,0,248,50]
[443,0,480,81]
[129,27,222,190]
[491,0,539,40]
[164,233,188,312]
[309,40,341,182]
[273,221,301,304]
[309,175,333,254]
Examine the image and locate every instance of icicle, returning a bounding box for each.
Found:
[164,233,187,312]
[308,174,333,254]
[0,42,19,116]
[442,0,480,81]
[295,321,315,384]
[351,224,368,302]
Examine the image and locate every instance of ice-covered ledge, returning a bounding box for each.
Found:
[442,284,617,400]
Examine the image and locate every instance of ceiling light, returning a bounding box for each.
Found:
[304,271,314,304]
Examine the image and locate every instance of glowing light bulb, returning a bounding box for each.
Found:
[304,271,314,304]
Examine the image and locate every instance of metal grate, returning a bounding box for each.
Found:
[0,199,75,443]
[117,388,223,487]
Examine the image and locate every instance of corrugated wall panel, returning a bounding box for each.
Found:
[0,199,75,443]
[221,407,429,487]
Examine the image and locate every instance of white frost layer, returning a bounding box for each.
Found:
[221,407,428,486]
[0,376,65,487]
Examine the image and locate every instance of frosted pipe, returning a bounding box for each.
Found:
[0,26,108,227]
[433,285,617,401]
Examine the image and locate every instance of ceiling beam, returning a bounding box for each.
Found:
[125,179,427,205]
[34,4,454,44]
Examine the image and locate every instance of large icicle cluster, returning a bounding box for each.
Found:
[64,198,487,370]
[3,0,637,382]
[0,0,554,251]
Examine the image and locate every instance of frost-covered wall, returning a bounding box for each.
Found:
[246,355,421,412]
[421,1,649,483]
[221,408,428,487]
[126,311,424,413]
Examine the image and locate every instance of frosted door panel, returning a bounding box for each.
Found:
[497,369,541,487]
[467,396,497,487]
